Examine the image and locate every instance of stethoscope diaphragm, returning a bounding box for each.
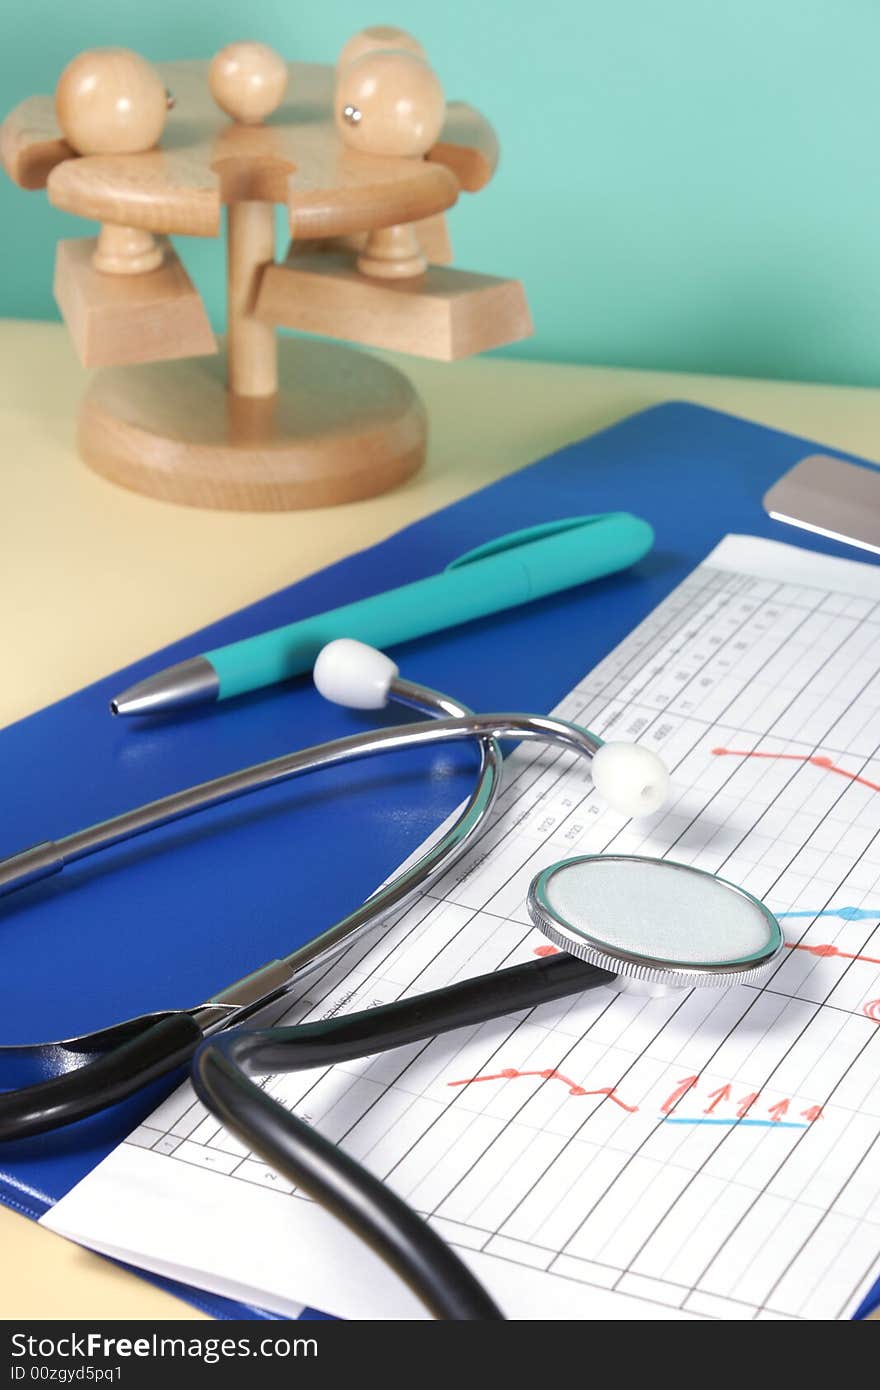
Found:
[528,854,783,992]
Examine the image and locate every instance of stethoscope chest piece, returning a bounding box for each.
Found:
[528,855,783,994]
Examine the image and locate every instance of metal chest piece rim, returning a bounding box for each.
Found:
[527,853,784,991]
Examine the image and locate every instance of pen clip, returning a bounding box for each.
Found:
[445,514,617,571]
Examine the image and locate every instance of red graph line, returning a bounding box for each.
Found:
[447,1068,639,1112]
[711,747,880,794]
[784,941,880,967]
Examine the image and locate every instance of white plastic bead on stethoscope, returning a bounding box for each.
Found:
[313,638,400,709]
[588,740,669,819]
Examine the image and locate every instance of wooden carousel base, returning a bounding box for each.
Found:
[78,338,427,511]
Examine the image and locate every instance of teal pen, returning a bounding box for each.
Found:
[110,512,654,716]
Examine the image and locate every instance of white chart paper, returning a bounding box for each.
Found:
[44,536,880,1320]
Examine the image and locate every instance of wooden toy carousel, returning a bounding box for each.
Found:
[0,28,531,510]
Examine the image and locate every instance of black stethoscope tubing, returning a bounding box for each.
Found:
[193,950,613,1320]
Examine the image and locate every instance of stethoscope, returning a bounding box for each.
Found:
[0,639,784,1320]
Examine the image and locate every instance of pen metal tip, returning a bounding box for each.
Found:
[110,657,220,718]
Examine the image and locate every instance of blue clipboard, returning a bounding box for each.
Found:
[1,401,877,1320]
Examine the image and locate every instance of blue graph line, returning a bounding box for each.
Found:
[777,906,879,922]
[665,1117,808,1130]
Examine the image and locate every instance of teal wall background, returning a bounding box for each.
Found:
[2,1,879,385]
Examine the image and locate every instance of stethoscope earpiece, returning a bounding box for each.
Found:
[588,741,670,818]
[313,637,400,709]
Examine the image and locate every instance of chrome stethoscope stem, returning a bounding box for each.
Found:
[0,684,599,906]
[0,660,616,1162]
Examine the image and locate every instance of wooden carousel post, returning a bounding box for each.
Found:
[226,199,278,399]
[210,43,288,399]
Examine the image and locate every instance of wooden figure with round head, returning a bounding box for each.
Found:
[209,42,288,125]
[54,48,171,274]
[335,49,445,278]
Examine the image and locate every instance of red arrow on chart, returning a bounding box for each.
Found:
[736,1092,759,1119]
[703,1085,732,1114]
[800,1105,823,1122]
[767,1099,790,1123]
[660,1076,699,1114]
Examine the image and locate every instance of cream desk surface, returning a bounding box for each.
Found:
[2,319,880,1319]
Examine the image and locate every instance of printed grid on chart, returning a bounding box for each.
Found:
[127,564,880,1321]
